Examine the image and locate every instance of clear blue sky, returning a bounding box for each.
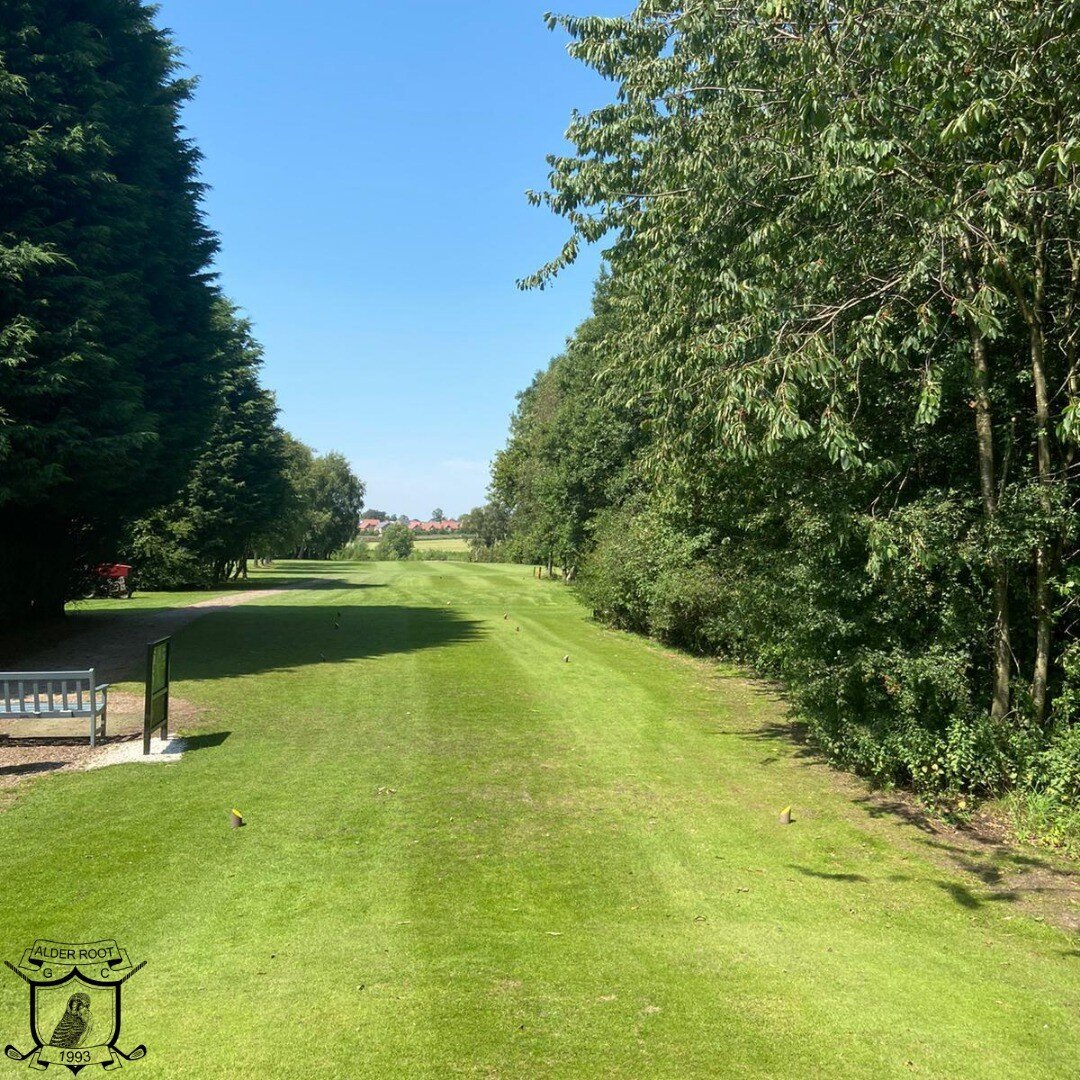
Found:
[152,1,626,519]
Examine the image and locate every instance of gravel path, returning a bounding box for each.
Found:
[13,584,308,684]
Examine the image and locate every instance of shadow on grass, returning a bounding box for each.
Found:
[172,604,485,683]
[853,794,942,835]
[789,861,1070,917]
[1,579,386,669]
[917,837,1077,881]
[180,731,231,752]
[788,795,1077,920]
[791,866,870,883]
[69,579,386,622]
[712,717,821,766]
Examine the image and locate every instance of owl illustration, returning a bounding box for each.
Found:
[48,993,93,1048]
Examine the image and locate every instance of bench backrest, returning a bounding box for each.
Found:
[0,671,97,714]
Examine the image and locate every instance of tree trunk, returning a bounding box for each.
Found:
[967,306,1012,721]
[1027,225,1053,724]
[1005,218,1055,724]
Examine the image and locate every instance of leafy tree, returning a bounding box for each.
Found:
[255,434,320,560]
[461,502,511,557]
[503,1,1080,833]
[126,305,292,585]
[377,522,414,561]
[526,1,1079,718]
[492,278,642,578]
[0,0,223,617]
[294,452,366,559]
[431,507,445,523]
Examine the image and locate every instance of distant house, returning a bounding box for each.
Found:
[394,518,465,534]
[373,517,464,534]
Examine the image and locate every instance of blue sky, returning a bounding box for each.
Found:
[152,1,627,518]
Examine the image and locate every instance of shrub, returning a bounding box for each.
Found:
[376,523,414,560]
[331,540,371,561]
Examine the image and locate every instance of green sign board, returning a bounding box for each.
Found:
[143,637,171,754]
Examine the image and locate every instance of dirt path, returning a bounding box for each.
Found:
[12,584,312,683]
[0,580,321,794]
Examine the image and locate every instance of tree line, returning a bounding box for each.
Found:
[0,1,363,614]
[486,2,1080,843]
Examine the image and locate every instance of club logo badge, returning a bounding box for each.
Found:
[5,941,146,1073]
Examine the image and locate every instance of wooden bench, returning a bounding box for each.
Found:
[0,671,108,746]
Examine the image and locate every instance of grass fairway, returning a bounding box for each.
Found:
[0,561,1075,1078]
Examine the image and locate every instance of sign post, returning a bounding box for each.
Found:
[143,637,171,755]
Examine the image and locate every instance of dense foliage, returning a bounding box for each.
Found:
[491,278,643,578]
[498,1,1080,839]
[376,522,415,561]
[126,305,290,588]
[130,425,366,587]
[0,1,364,603]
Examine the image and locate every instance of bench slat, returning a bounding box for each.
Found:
[0,671,95,681]
[0,671,106,726]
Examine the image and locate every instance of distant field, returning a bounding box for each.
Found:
[412,535,470,551]
[356,535,470,553]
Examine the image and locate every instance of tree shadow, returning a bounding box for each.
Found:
[171,603,485,683]
[917,836,1076,881]
[790,866,870,883]
[788,861,1061,917]
[712,718,821,764]
[0,760,67,777]
[853,795,942,835]
[792,863,984,908]
[65,579,385,624]
[2,582,392,677]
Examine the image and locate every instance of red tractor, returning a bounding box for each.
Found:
[94,563,133,599]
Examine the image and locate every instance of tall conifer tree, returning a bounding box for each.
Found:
[0,0,222,616]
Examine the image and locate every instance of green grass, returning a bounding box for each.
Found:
[1,561,1076,1077]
